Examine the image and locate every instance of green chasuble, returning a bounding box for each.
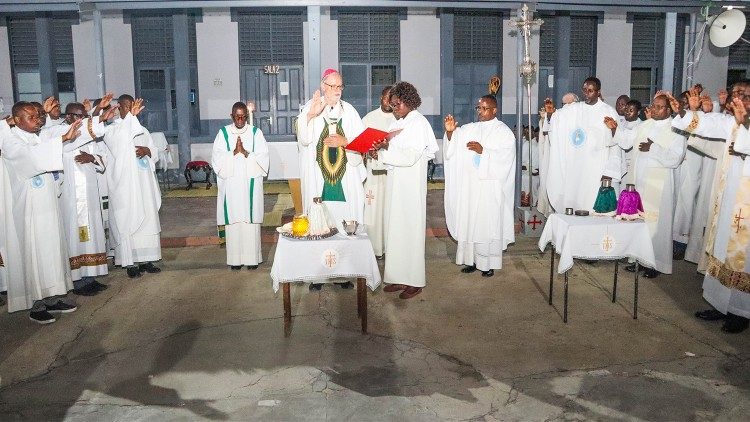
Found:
[316,118,347,201]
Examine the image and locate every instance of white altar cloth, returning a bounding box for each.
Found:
[271,233,382,292]
[538,214,656,274]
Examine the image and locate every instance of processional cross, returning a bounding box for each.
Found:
[734,209,745,233]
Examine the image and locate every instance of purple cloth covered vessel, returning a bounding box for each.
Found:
[616,189,644,217]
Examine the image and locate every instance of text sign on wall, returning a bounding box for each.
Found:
[264,64,280,75]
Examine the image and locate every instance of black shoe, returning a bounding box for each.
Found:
[643,268,660,278]
[336,281,354,289]
[90,280,108,291]
[481,269,494,277]
[673,242,686,260]
[583,259,597,266]
[29,310,56,324]
[247,265,258,270]
[695,309,726,321]
[139,262,161,274]
[309,283,323,291]
[461,265,477,274]
[624,263,644,273]
[231,265,242,271]
[46,300,77,314]
[721,314,749,333]
[73,284,100,297]
[127,267,141,278]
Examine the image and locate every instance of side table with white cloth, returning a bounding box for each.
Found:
[538,214,656,322]
[271,233,382,336]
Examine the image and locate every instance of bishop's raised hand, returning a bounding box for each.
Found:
[308,90,325,119]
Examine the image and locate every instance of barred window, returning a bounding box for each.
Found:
[236,10,304,65]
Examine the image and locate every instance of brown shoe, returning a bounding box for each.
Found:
[399,287,423,299]
[383,283,407,293]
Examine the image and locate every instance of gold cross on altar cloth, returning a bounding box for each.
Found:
[325,251,337,268]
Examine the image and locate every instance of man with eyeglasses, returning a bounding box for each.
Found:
[211,101,269,271]
[45,97,117,296]
[296,68,367,291]
[604,94,687,280]
[671,82,750,334]
[443,95,516,278]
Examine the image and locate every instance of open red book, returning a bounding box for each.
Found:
[345,127,389,154]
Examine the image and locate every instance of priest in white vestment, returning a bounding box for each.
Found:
[443,95,515,277]
[296,69,367,291]
[671,92,711,261]
[2,102,78,323]
[610,95,686,278]
[47,102,115,296]
[212,102,269,269]
[673,87,750,333]
[0,118,23,302]
[373,82,439,300]
[104,96,162,279]
[296,69,366,232]
[362,87,396,258]
[546,77,621,213]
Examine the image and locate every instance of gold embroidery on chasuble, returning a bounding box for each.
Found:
[703,124,750,292]
[316,116,348,201]
[316,118,347,184]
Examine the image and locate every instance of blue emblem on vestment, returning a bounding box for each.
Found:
[472,153,481,168]
[31,175,44,189]
[137,156,150,170]
[570,128,586,148]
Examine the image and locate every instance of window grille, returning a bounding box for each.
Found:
[236,10,304,65]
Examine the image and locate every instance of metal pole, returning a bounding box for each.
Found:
[93,9,106,97]
[662,12,677,94]
[515,10,524,209]
[306,6,321,101]
[686,13,698,88]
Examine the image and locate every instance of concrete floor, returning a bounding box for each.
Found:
[0,191,749,421]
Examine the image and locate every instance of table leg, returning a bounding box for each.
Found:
[612,261,618,303]
[357,278,367,334]
[563,271,569,323]
[549,246,555,305]
[283,283,291,337]
[633,262,639,320]
[357,279,363,317]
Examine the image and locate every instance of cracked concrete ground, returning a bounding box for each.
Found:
[1,192,749,421]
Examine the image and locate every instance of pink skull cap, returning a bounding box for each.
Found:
[321,68,339,80]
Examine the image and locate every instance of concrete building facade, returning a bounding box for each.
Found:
[0,0,740,169]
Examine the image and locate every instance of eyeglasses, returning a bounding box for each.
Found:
[323,82,345,90]
[475,106,495,112]
[232,114,248,120]
[66,112,85,118]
